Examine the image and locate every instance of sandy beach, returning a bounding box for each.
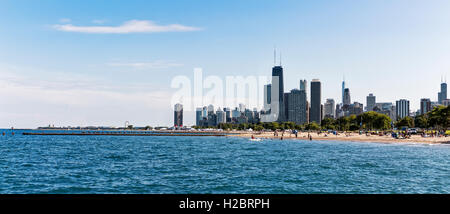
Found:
[235,131,450,144]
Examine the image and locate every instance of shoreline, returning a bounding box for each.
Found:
[3,128,450,144]
[233,131,450,145]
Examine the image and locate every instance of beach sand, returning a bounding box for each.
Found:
[235,131,450,144]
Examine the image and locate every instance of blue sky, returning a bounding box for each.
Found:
[1,0,450,128]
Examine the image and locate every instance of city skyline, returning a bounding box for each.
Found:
[1,0,450,128]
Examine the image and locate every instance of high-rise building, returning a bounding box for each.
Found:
[336,104,344,118]
[342,79,345,104]
[224,107,231,123]
[271,65,284,121]
[244,108,255,123]
[263,84,271,111]
[310,79,322,124]
[174,103,183,127]
[442,99,450,106]
[207,104,215,115]
[202,106,207,118]
[252,108,261,123]
[420,98,432,115]
[300,79,307,92]
[324,99,336,118]
[348,102,364,116]
[366,93,376,112]
[239,103,246,112]
[396,99,410,120]
[216,108,226,124]
[438,81,447,104]
[232,107,241,119]
[343,88,351,105]
[283,92,290,122]
[373,102,396,121]
[195,107,203,126]
[285,89,309,124]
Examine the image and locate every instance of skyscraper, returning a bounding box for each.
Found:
[420,98,432,115]
[438,81,447,104]
[324,98,335,118]
[285,89,309,125]
[366,93,376,111]
[195,107,203,126]
[300,79,307,92]
[271,65,284,121]
[207,104,215,115]
[174,103,183,127]
[224,107,231,123]
[239,103,246,112]
[216,108,226,124]
[263,84,271,111]
[396,99,410,120]
[310,79,322,124]
[202,106,207,118]
[342,79,345,104]
[343,88,351,105]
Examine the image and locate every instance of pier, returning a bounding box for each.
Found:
[22,132,229,137]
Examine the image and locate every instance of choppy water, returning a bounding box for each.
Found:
[0,129,449,193]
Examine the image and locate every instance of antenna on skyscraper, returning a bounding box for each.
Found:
[279,52,282,66]
[274,46,276,66]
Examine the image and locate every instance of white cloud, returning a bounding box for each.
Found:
[107,60,183,69]
[53,20,201,34]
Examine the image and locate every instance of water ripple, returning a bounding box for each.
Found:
[1,132,450,193]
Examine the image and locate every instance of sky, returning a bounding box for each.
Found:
[1,0,450,128]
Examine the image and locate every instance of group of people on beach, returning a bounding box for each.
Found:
[271,129,313,141]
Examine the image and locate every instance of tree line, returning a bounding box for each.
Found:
[193,106,449,131]
[397,105,449,130]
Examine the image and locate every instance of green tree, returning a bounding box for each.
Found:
[373,113,392,130]
[305,122,320,130]
[336,116,350,131]
[428,106,450,130]
[414,114,429,129]
[321,117,336,130]
[254,125,264,131]
[396,116,414,128]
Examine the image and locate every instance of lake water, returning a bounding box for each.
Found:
[1,129,449,193]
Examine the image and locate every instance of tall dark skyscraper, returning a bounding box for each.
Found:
[264,84,271,111]
[271,65,284,121]
[438,80,447,104]
[310,79,322,124]
[174,103,183,127]
[286,89,309,125]
[343,88,351,105]
[342,79,345,105]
